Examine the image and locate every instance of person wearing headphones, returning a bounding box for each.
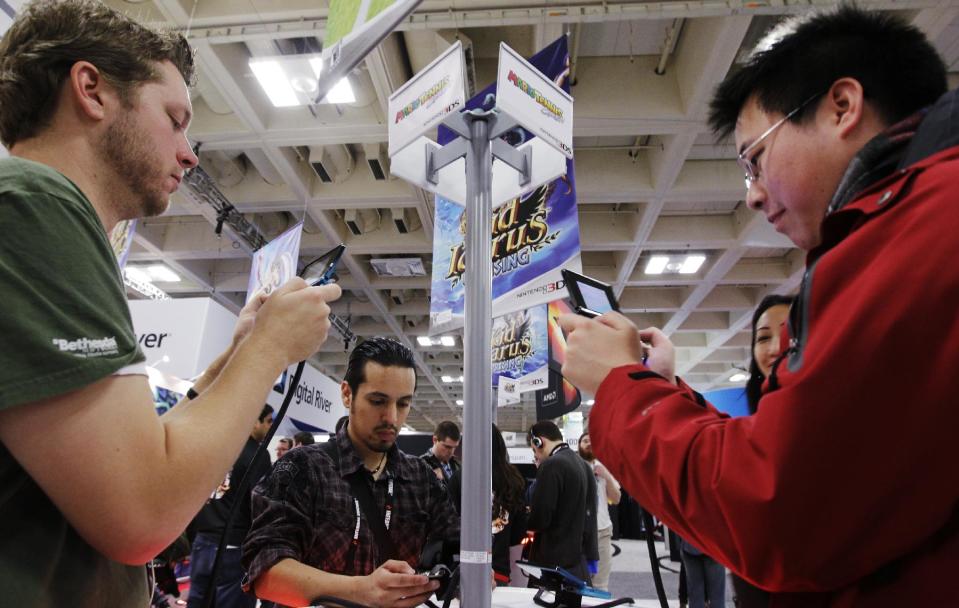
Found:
[525,421,598,583]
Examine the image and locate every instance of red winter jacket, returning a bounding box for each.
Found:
[591,137,959,604]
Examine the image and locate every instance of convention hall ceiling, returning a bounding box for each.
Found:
[102,0,959,431]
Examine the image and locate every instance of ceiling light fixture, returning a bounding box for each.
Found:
[729,372,748,383]
[124,266,152,284]
[679,254,707,274]
[370,257,427,277]
[417,335,457,347]
[123,268,170,300]
[645,253,707,275]
[249,60,299,107]
[146,264,181,283]
[250,55,355,107]
[644,255,669,274]
[455,399,464,406]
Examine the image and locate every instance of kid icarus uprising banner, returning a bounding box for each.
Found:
[428,36,582,335]
[493,305,549,406]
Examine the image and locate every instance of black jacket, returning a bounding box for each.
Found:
[527,444,598,580]
[420,449,461,483]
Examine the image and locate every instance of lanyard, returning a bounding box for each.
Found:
[352,477,394,545]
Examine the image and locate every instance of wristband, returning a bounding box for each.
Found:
[186,387,199,400]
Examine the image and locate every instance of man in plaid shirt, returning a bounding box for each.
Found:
[243,338,459,607]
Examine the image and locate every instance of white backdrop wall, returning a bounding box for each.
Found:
[129,297,235,380]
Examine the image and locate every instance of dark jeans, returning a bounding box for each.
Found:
[680,546,726,608]
[186,533,257,608]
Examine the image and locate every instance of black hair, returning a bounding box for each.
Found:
[745,294,795,414]
[293,430,315,446]
[434,420,461,442]
[258,404,274,423]
[343,337,417,396]
[492,423,526,519]
[708,6,947,140]
[528,420,563,444]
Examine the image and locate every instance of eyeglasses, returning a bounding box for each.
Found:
[737,93,823,191]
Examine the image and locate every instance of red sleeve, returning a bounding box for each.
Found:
[593,347,958,594]
[591,149,959,595]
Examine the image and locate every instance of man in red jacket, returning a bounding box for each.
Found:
[559,7,959,607]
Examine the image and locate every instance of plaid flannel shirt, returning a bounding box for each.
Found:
[242,426,460,588]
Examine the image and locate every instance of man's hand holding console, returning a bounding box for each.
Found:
[557,313,677,393]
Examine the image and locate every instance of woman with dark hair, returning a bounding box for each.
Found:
[733,294,794,608]
[744,295,795,414]
[448,424,528,585]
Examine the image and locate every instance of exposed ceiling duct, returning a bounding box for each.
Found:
[390,289,413,306]
[389,207,422,234]
[362,143,391,181]
[198,150,246,188]
[344,208,381,235]
[194,70,233,115]
[249,212,292,240]
[309,145,355,184]
[243,149,285,186]
[405,315,426,328]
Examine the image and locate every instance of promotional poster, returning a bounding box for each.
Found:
[109,219,137,269]
[535,298,583,420]
[246,221,303,302]
[429,36,582,334]
[492,305,549,405]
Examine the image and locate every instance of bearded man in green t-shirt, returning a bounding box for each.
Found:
[0,2,341,605]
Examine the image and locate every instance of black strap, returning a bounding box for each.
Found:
[347,473,397,564]
[320,440,397,564]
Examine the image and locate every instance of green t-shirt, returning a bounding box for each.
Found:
[0,157,148,606]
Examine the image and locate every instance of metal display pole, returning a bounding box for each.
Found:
[389,39,571,608]
[459,110,494,608]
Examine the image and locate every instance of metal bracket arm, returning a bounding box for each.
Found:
[426,137,470,186]
[491,138,532,187]
[488,115,520,140]
[440,111,473,140]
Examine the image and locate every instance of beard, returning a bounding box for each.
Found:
[364,423,399,453]
[578,446,593,461]
[98,109,171,220]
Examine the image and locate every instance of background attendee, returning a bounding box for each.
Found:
[448,423,527,585]
[0,2,340,605]
[243,338,459,608]
[745,295,794,415]
[186,405,274,608]
[420,420,461,483]
[526,421,598,582]
[557,7,958,604]
[678,536,725,608]
[292,431,315,448]
[732,294,793,608]
[274,438,292,462]
[578,430,620,591]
